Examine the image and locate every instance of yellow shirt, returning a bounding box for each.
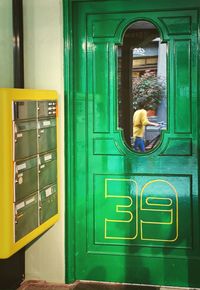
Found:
[133,109,150,138]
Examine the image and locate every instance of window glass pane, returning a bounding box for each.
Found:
[118,21,167,152]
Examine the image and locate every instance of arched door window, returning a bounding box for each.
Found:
[118,21,167,152]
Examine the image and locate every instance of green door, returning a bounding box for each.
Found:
[66,0,200,287]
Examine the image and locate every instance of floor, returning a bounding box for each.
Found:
[17,280,199,290]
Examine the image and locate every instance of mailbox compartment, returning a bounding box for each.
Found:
[38,101,57,118]
[39,150,57,190]
[38,118,56,153]
[15,193,39,242]
[15,157,38,202]
[13,101,37,120]
[39,184,58,224]
[14,120,37,160]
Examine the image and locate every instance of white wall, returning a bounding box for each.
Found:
[23,0,65,283]
[0,0,13,87]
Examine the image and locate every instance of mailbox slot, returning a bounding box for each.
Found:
[14,120,37,159]
[38,118,56,153]
[15,157,38,202]
[39,150,57,190]
[15,193,39,242]
[39,184,58,224]
[14,101,37,120]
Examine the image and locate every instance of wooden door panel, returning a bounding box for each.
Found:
[71,2,199,287]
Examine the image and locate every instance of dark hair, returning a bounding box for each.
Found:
[137,101,149,110]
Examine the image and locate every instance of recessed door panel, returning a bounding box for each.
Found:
[93,175,191,248]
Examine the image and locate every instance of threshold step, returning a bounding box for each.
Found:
[17,280,199,290]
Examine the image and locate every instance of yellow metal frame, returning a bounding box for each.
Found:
[0,88,60,258]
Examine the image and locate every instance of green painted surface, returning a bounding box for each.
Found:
[15,121,37,159]
[14,101,37,120]
[15,157,38,201]
[39,184,58,224]
[15,193,38,242]
[38,118,57,153]
[39,150,57,189]
[65,0,200,287]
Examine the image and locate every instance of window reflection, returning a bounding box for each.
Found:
[118,21,167,152]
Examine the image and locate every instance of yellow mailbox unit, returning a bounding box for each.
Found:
[0,88,59,258]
